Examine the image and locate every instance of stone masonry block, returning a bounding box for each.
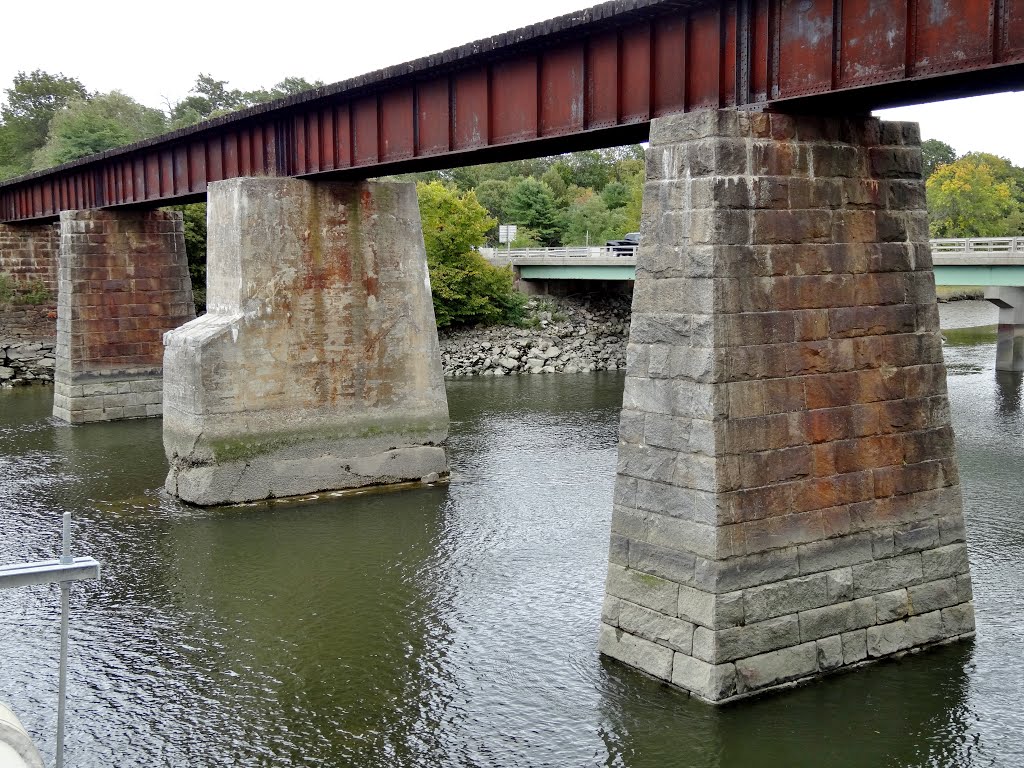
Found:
[922,543,970,582]
[941,602,975,636]
[816,635,844,671]
[606,564,679,616]
[599,623,674,682]
[874,589,910,622]
[735,642,818,694]
[852,553,925,597]
[743,574,829,624]
[671,654,738,701]
[799,597,876,642]
[698,615,800,663]
[841,629,868,664]
[616,600,695,654]
[908,578,959,615]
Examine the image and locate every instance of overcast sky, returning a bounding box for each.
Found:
[2,0,1022,165]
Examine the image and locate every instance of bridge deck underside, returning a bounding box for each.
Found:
[2,0,1023,223]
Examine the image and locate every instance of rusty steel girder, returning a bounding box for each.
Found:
[1,0,1022,223]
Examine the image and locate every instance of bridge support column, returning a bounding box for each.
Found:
[600,110,974,703]
[985,286,1024,371]
[53,210,195,423]
[0,222,59,293]
[162,177,449,506]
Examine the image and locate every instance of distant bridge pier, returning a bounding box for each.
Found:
[53,210,194,423]
[600,110,974,703]
[0,222,59,293]
[985,287,1024,372]
[162,177,449,506]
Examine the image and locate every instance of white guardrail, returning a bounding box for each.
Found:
[930,237,1024,255]
[483,238,1024,261]
[484,245,637,259]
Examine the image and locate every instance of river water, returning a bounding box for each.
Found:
[0,301,1021,767]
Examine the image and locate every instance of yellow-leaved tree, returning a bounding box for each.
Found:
[926,156,1024,237]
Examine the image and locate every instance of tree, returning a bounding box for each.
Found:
[601,180,630,209]
[926,156,1024,237]
[562,190,631,245]
[474,178,514,226]
[171,74,326,128]
[416,181,524,328]
[506,177,563,246]
[32,91,166,169]
[921,139,956,178]
[0,70,88,177]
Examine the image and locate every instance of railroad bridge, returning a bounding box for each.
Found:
[1,0,1017,703]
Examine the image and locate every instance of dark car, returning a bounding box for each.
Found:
[605,231,640,255]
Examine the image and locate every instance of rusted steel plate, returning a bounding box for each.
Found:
[620,24,653,121]
[415,77,451,157]
[2,0,1022,222]
[492,57,540,143]
[777,0,834,97]
[690,8,723,108]
[585,31,619,129]
[453,69,489,150]
[1003,0,1024,60]
[540,45,586,136]
[838,0,907,87]
[652,15,687,116]
[380,87,415,162]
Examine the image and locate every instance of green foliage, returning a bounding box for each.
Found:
[33,91,166,168]
[17,279,53,304]
[926,156,1024,237]
[0,274,53,305]
[175,203,208,313]
[921,139,957,178]
[506,177,563,246]
[0,70,88,178]
[600,180,630,209]
[474,178,514,225]
[170,74,325,128]
[562,190,631,245]
[540,166,568,202]
[416,181,524,328]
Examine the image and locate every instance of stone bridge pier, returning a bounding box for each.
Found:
[600,110,974,702]
[53,210,195,423]
[162,177,449,506]
[985,286,1024,372]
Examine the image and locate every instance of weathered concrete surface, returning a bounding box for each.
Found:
[599,110,975,703]
[0,702,44,768]
[0,222,59,293]
[985,286,1024,371]
[163,177,449,506]
[53,210,195,423]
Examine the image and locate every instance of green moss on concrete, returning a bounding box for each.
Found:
[206,414,446,463]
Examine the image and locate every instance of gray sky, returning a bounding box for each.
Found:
[2,0,1022,164]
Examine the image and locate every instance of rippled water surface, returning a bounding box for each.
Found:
[0,301,1022,767]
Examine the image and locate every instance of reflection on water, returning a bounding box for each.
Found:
[0,306,1022,767]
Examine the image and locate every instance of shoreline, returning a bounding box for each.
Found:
[0,292,997,387]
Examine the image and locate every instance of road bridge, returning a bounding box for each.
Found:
[489,237,1024,285]
[0,0,1005,703]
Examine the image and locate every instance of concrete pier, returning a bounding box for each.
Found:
[53,210,195,423]
[599,110,974,702]
[162,177,449,506]
[985,286,1024,372]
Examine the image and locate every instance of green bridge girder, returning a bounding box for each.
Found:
[517,263,1024,287]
